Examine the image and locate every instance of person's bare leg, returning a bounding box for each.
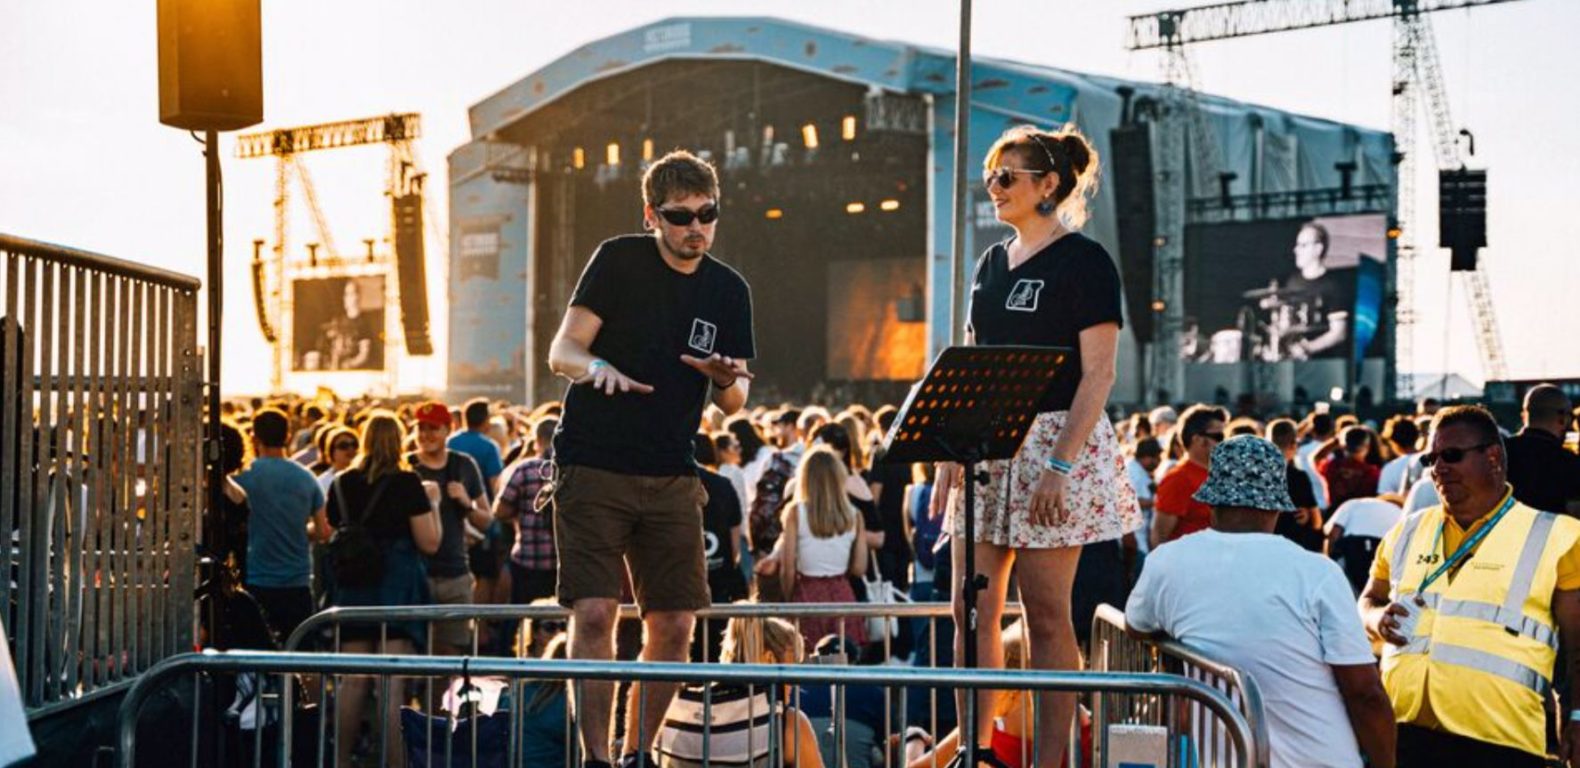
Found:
[382,639,415,768]
[952,540,1016,751]
[621,610,696,760]
[1013,546,1083,768]
[335,639,373,766]
[571,598,620,763]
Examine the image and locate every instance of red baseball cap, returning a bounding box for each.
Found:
[414,401,451,428]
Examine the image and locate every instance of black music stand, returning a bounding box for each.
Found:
[883,345,1070,768]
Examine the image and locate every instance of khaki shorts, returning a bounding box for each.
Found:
[552,464,710,614]
[426,573,475,649]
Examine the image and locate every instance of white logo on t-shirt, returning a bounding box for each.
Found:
[1005,279,1044,312]
[688,319,717,354]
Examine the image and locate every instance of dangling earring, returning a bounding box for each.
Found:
[1036,197,1056,216]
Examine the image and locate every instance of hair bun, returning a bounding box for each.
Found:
[1059,134,1093,175]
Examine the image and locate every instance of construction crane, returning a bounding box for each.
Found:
[1128,0,1519,400]
[236,113,424,391]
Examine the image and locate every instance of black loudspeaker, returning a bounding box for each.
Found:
[1439,169,1487,272]
[1109,123,1157,342]
[393,192,434,355]
[157,0,263,131]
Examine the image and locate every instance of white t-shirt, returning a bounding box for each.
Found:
[0,619,36,766]
[1126,458,1156,555]
[1403,477,1440,515]
[1125,530,1374,768]
[1326,498,1402,541]
[1378,454,1414,496]
[1296,441,1331,510]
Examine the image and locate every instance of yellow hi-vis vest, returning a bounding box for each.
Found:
[1381,497,1579,756]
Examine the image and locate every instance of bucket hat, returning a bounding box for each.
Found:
[1191,435,1297,513]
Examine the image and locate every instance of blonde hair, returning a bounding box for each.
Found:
[721,615,805,665]
[835,413,868,469]
[984,123,1100,228]
[355,410,410,484]
[794,445,857,539]
[1002,620,1028,669]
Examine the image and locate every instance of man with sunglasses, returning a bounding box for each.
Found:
[547,150,754,768]
[1505,384,1580,516]
[1151,404,1227,548]
[1361,405,1580,768]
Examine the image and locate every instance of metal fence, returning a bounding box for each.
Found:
[1,233,204,717]
[281,602,1022,766]
[1090,604,1271,768]
[115,648,1256,768]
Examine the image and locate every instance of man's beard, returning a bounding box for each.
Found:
[665,232,708,260]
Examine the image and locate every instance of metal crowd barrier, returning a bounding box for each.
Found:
[115,649,1255,768]
[1090,604,1271,768]
[282,602,1021,767]
[1,233,203,718]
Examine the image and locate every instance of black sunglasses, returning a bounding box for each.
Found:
[654,204,720,227]
[1199,431,1226,444]
[982,168,1046,190]
[535,621,566,634]
[1421,442,1496,467]
[332,440,358,451]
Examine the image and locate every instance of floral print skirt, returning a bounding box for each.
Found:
[947,411,1141,550]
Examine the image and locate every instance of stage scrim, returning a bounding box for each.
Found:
[292,274,387,372]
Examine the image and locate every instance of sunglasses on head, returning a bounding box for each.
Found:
[654,204,720,227]
[1421,442,1496,467]
[982,168,1046,191]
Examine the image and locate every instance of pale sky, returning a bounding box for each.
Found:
[3,0,1576,396]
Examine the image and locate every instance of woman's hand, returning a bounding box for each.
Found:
[930,462,961,521]
[1029,470,1068,527]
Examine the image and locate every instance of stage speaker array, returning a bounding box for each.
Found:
[1109,123,1157,342]
[393,193,434,355]
[157,0,263,131]
[1439,169,1487,272]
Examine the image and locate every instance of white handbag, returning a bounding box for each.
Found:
[861,551,911,640]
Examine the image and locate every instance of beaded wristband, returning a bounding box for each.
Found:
[1044,457,1074,476]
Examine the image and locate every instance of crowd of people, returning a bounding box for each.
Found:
[199,139,1580,768]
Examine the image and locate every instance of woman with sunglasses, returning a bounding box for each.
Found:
[928,123,1140,767]
[314,425,359,498]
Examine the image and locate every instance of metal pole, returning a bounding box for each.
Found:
[950,0,973,345]
[204,129,226,648]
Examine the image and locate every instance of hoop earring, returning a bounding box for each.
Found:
[1036,197,1056,216]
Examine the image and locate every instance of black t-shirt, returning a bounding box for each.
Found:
[1506,429,1580,514]
[406,452,486,578]
[326,468,432,541]
[1276,461,1324,552]
[966,232,1124,412]
[699,468,747,602]
[1286,461,1319,509]
[554,235,756,476]
[865,460,912,562]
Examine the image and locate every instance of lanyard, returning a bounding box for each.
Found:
[1416,494,1517,596]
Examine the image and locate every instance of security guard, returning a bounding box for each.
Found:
[1361,405,1580,767]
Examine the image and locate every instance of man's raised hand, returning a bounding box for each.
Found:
[680,353,754,388]
[576,359,653,396]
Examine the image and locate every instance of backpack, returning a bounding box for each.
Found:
[329,473,393,589]
[747,450,797,556]
[909,483,943,571]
